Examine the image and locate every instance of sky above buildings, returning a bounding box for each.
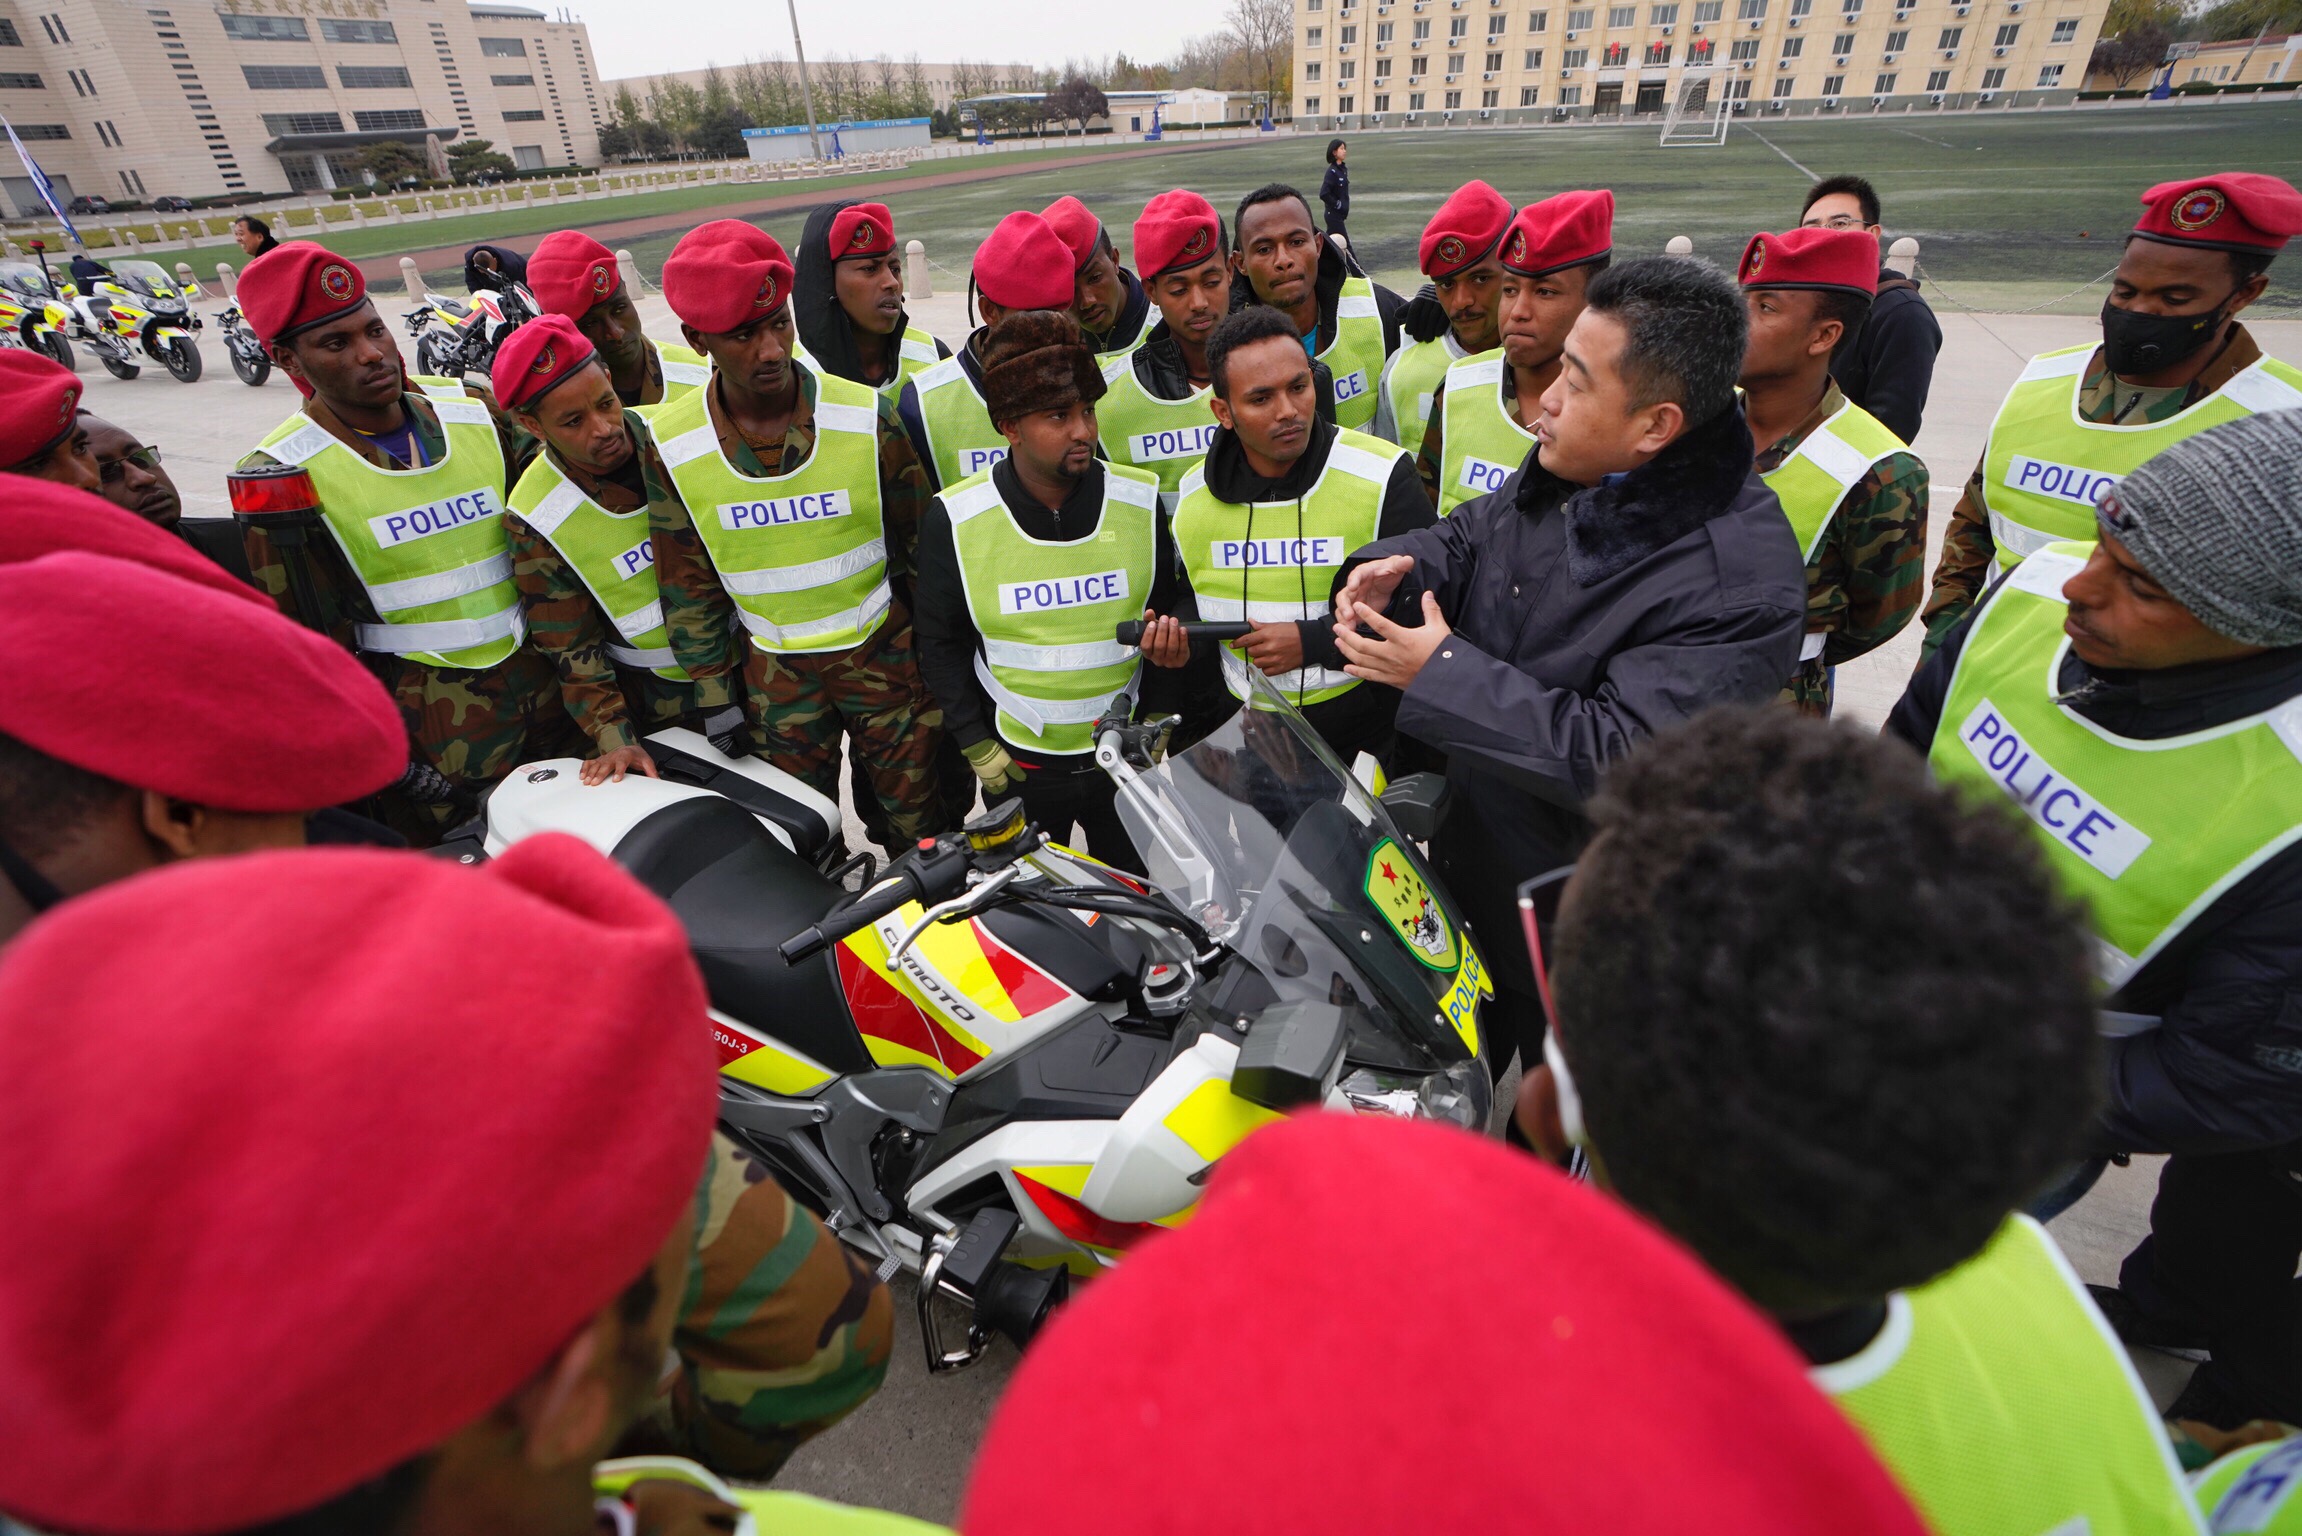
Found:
[578,0,1239,82]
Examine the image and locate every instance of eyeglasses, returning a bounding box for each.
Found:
[1801,213,1868,231]
[96,444,161,485]
[1514,864,1576,1038]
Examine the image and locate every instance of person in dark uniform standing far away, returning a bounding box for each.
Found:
[1331,255,1806,1080]
[1373,179,1514,459]
[1921,172,2302,652]
[1888,410,2302,1436]
[796,198,951,406]
[1042,195,1153,356]
[1737,226,1930,716]
[1797,174,1941,443]
[1172,305,1432,769]
[1318,138,1351,247]
[0,350,100,494]
[1419,189,1614,517]
[527,230,713,412]
[1231,183,1406,435]
[913,310,1191,872]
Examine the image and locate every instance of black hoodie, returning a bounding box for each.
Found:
[795,197,950,391]
[1228,235,1406,362]
[1089,266,1154,356]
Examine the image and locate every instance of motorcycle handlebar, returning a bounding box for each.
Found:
[780,833,979,964]
[1112,619,1254,646]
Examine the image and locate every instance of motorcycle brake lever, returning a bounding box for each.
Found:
[884,863,1021,973]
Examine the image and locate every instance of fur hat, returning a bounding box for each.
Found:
[979,309,1105,429]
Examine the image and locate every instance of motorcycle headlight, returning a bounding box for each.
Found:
[1339,1056,1492,1135]
[152,297,185,314]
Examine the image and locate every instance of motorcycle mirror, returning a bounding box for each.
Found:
[1377,772,1449,843]
[226,463,320,521]
[1232,1000,1348,1111]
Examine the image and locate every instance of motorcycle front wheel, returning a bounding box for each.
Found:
[162,337,202,383]
[37,331,72,372]
[230,341,269,386]
[98,349,138,380]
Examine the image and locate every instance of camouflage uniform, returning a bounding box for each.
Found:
[649,370,951,843]
[1921,326,2265,654]
[1752,384,1931,716]
[625,1131,893,1479]
[239,391,583,834]
[506,415,736,753]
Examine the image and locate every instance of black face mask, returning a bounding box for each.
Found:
[2099,293,2232,378]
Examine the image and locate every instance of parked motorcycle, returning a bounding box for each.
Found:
[470,672,1493,1370]
[217,299,270,386]
[0,260,74,370]
[55,257,202,383]
[404,280,536,383]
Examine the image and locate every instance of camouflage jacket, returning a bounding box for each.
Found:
[1753,384,1931,714]
[649,365,934,692]
[505,416,734,754]
[1920,324,2266,653]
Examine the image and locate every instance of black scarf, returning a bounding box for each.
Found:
[796,198,924,390]
[1514,402,1760,587]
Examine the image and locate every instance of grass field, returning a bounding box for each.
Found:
[377,104,2302,312]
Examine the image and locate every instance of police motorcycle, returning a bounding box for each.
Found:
[56,256,204,383]
[0,259,75,369]
[404,280,536,382]
[474,668,1494,1370]
[218,297,271,386]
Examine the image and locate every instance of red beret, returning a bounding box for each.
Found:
[2134,173,2302,255]
[0,475,271,607]
[1739,226,1879,297]
[0,347,83,469]
[237,240,368,345]
[1041,195,1108,272]
[829,201,896,260]
[1501,188,1615,278]
[976,211,1077,312]
[492,312,600,413]
[526,229,623,320]
[1132,189,1223,279]
[662,218,794,335]
[1420,179,1515,278]
[0,550,402,811]
[962,1115,1930,1536]
[0,835,719,1535]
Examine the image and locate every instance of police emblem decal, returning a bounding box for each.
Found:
[2171,188,2226,232]
[1745,240,1766,279]
[319,264,357,302]
[590,263,615,297]
[531,343,557,374]
[1180,226,1211,261]
[1436,234,1468,269]
[754,273,779,309]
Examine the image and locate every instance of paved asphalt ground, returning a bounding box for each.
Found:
[76,122,2302,1520]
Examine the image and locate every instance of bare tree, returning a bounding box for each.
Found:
[1227,0,1293,108]
[901,54,932,116]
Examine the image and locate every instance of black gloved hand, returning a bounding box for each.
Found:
[701,705,751,759]
[1400,285,1449,345]
[394,758,461,807]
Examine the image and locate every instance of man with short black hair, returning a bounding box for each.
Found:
[1372,180,1512,458]
[231,213,279,259]
[1172,305,1431,766]
[79,413,180,531]
[1332,255,1805,1078]
[1043,195,1153,356]
[1517,705,2201,1536]
[1229,183,1406,434]
[1799,173,1941,442]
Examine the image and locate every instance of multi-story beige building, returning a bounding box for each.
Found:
[1293,0,2107,127]
[2083,30,2298,91]
[0,0,602,211]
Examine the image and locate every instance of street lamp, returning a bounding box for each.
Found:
[786,0,823,161]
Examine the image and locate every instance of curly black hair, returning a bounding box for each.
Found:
[1551,706,2100,1316]
[1206,304,1305,398]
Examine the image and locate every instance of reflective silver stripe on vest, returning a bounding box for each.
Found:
[1325,440,1397,485]
[982,635,1136,672]
[1193,594,1339,624]
[942,477,1005,525]
[654,422,721,468]
[661,360,711,386]
[1799,632,1828,662]
[611,595,666,642]
[520,476,589,539]
[1988,510,2065,563]
[720,537,888,597]
[813,399,880,435]
[367,552,515,614]
[1336,293,1381,320]
[2017,349,2091,384]
[1107,471,1160,509]
[973,649,1132,736]
[900,336,939,365]
[1193,593,1353,695]
[416,378,468,400]
[1790,420,1880,491]
[607,641,679,669]
[737,581,892,647]
[432,400,494,428]
[2221,363,2302,415]
[265,421,341,467]
[355,602,525,656]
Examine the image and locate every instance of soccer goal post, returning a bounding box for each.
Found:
[1659,69,1730,147]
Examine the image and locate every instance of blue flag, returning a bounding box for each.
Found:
[3,116,79,245]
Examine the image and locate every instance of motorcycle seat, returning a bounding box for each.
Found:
[613,795,871,1075]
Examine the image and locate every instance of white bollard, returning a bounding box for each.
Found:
[399,256,424,299]
[1886,236,1919,278]
[216,261,237,296]
[905,238,931,299]
[1665,235,1694,256]
[615,247,644,298]
[174,261,197,289]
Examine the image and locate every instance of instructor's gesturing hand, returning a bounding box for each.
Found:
[1331,554,1415,630]
[1335,591,1452,690]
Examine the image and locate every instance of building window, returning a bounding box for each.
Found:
[1780,35,1802,56]
[1482,86,1500,103]
[1448,51,1466,68]
[355,108,426,129]
[1304,94,1322,110]
[1521,84,1541,101]
[1725,75,1752,95]
[1444,88,1461,105]
[1377,21,1395,41]
[1409,89,1425,105]
[1607,4,1635,24]
[1488,13,1507,32]
[1307,26,1324,43]
[1563,45,1589,64]
[1341,24,1359,41]
[12,122,66,138]
[0,18,19,43]
[2050,17,2077,40]
[1874,70,1896,90]
[1832,30,1855,51]
[1486,48,1504,66]
[1981,65,2005,86]
[1603,40,1629,61]
[1993,22,2018,44]
[1375,56,1393,76]
[219,12,308,39]
[1884,28,1907,49]
[1338,93,1355,109]
[1730,37,1759,58]
[1525,47,1543,64]
[1841,0,1861,13]
[1566,7,1595,27]
[1373,91,1390,108]
[0,71,40,87]
[490,72,534,85]
[1689,35,1715,58]
[1693,0,1723,17]
[319,17,397,43]
[479,36,527,56]
[1339,59,1356,77]
[1938,26,1962,47]
[1560,83,1584,101]
[339,65,413,88]
[1736,0,1766,18]
[1925,67,1949,88]
[1789,0,1813,14]
[261,111,345,134]
[503,108,546,120]
[1652,1,1680,17]
[1529,9,1549,26]
[242,64,327,89]
[1411,54,1430,72]
[1306,61,1324,79]
[1822,72,1843,93]
[1773,74,1795,93]
[2036,61,2063,84]
[1449,15,1468,34]
[1645,40,1670,61]
[1413,18,1431,37]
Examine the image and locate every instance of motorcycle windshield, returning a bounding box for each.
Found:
[1112,673,1485,1070]
[113,261,172,294]
[0,263,54,298]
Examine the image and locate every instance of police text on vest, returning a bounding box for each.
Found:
[370,488,503,548]
[959,446,1008,477]
[2004,455,2120,510]
[1000,569,1131,615]
[1211,536,1346,569]
[613,536,655,581]
[717,489,851,531]
[1333,369,1369,405]
[1457,457,1513,496]
[1129,425,1216,462]
[1958,700,2152,879]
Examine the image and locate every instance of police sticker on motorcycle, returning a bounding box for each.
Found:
[1440,941,1490,1056]
[1363,837,1460,972]
[369,488,504,547]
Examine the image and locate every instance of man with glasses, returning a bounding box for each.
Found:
[1797,174,1941,443]
[80,415,180,531]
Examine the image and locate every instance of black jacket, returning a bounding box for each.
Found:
[914,458,1187,762]
[1342,405,1807,994]
[1832,270,1941,444]
[461,243,529,294]
[1091,267,1153,356]
[1228,237,1405,360]
[1887,599,2302,1157]
[1126,320,1342,423]
[1319,162,1350,224]
[795,197,950,390]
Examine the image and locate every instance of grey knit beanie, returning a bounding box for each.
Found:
[2099,409,2302,649]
